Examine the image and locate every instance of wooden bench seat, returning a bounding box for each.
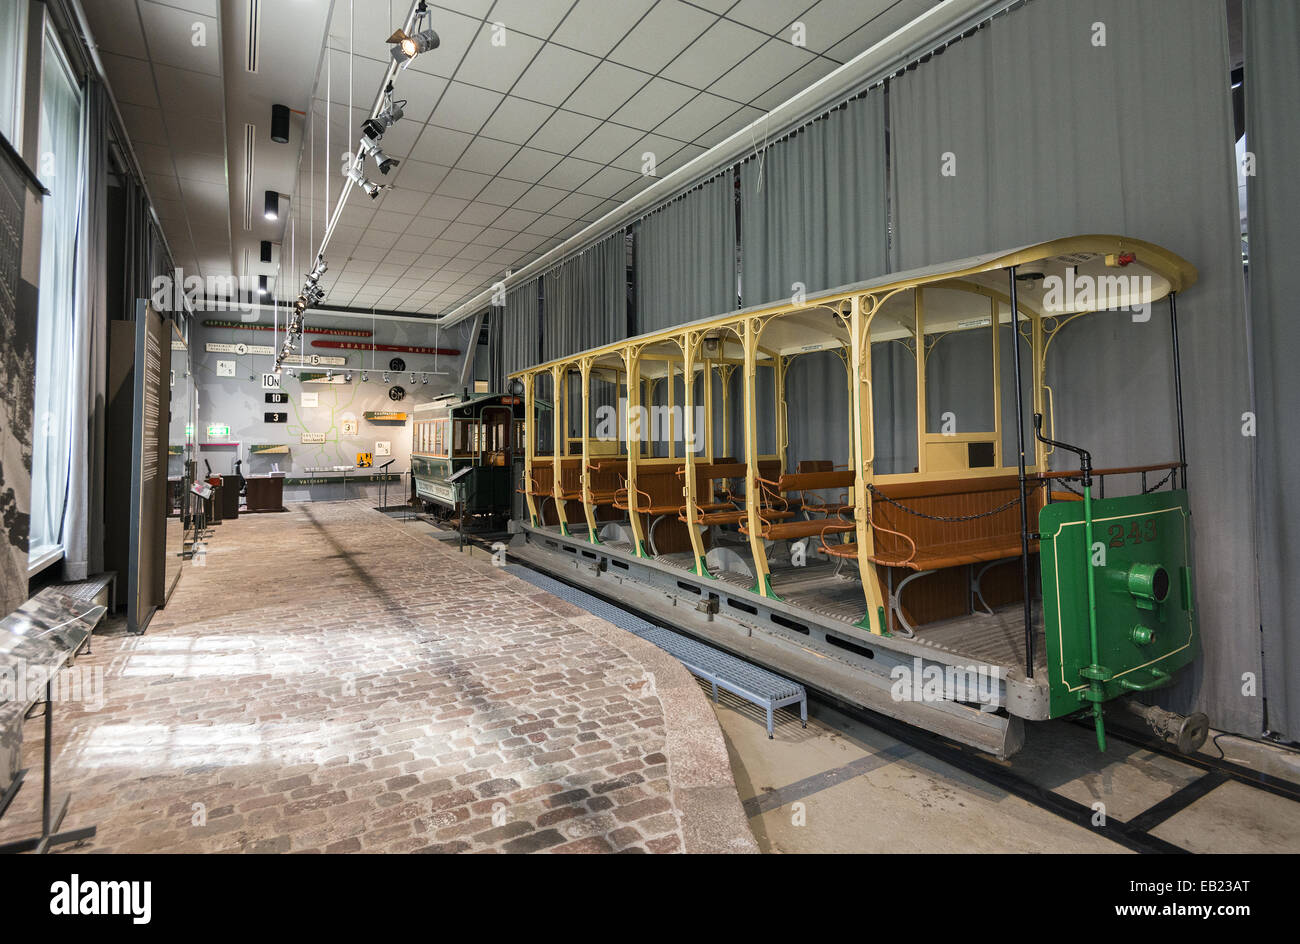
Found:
[869,535,1038,570]
[745,517,855,541]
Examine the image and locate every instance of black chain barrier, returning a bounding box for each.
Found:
[866,482,1042,523]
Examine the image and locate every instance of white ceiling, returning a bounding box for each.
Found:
[87,0,940,314]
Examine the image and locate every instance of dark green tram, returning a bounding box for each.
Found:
[411,393,526,526]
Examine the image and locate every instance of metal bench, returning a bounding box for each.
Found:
[507,565,807,738]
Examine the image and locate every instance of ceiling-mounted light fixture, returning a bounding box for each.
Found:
[422,373,428,384]
[361,83,405,141]
[387,3,439,68]
[260,240,273,263]
[361,370,368,382]
[383,371,391,383]
[264,190,279,220]
[346,160,385,199]
[361,138,399,175]
[270,103,291,144]
[258,275,269,296]
[409,371,416,385]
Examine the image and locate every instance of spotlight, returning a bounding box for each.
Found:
[383,371,391,383]
[286,368,295,378]
[345,371,352,383]
[271,104,291,144]
[346,161,385,199]
[258,275,269,296]
[361,139,400,176]
[388,28,439,66]
[264,190,279,220]
[409,372,416,385]
[261,240,274,264]
[361,84,405,141]
[422,373,428,384]
[361,370,368,382]
[387,4,439,68]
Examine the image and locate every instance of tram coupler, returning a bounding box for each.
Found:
[1119,700,1210,755]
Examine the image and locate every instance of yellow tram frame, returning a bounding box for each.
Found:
[511,235,1197,635]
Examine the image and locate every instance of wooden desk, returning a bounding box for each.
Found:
[244,475,285,513]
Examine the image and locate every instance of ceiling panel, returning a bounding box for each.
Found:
[93,0,944,315]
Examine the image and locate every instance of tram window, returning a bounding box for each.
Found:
[999,311,1034,467]
[482,409,509,453]
[756,363,776,456]
[454,419,480,457]
[924,290,995,435]
[871,337,918,475]
[589,373,619,451]
[432,419,450,456]
[534,373,554,457]
[566,370,582,441]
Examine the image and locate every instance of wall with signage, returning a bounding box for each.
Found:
[191,309,481,502]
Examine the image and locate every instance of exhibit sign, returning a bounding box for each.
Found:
[301,433,326,444]
[207,342,274,356]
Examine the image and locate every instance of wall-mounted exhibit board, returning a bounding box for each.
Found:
[190,309,482,501]
[0,137,44,612]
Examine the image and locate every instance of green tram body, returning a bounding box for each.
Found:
[411,393,526,523]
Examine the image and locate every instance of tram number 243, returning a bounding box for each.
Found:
[1106,517,1158,549]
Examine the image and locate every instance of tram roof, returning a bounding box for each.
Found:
[512,234,1196,377]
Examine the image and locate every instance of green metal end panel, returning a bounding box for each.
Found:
[1038,490,1199,719]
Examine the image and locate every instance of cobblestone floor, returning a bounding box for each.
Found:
[0,503,756,854]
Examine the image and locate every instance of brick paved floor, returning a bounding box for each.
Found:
[0,502,756,854]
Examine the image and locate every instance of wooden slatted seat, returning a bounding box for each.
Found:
[871,535,1039,570]
[740,468,856,540]
[792,460,854,516]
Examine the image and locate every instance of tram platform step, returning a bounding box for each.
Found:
[506,564,807,738]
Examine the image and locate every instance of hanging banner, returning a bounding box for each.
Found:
[311,340,460,356]
[206,341,275,355]
[202,319,372,337]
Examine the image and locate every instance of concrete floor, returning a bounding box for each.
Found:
[712,694,1300,854]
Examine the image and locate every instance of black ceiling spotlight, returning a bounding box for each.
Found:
[260,240,273,263]
[361,83,405,141]
[270,103,291,144]
[258,275,269,296]
[387,2,439,68]
[264,189,279,220]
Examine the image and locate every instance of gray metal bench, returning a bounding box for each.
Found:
[507,565,808,738]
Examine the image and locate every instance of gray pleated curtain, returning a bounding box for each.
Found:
[541,230,625,362]
[889,0,1258,735]
[1245,0,1300,740]
[739,92,888,306]
[635,172,735,334]
[62,80,110,580]
[501,279,540,379]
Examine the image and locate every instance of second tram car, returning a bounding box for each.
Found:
[411,393,526,528]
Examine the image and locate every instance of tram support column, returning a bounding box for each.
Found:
[849,295,889,635]
[579,357,600,543]
[623,347,649,557]
[1007,267,1036,678]
[681,332,710,577]
[741,317,776,598]
[551,364,569,536]
[522,372,540,526]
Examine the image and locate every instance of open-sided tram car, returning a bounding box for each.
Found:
[411,393,526,527]
[509,234,1205,758]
